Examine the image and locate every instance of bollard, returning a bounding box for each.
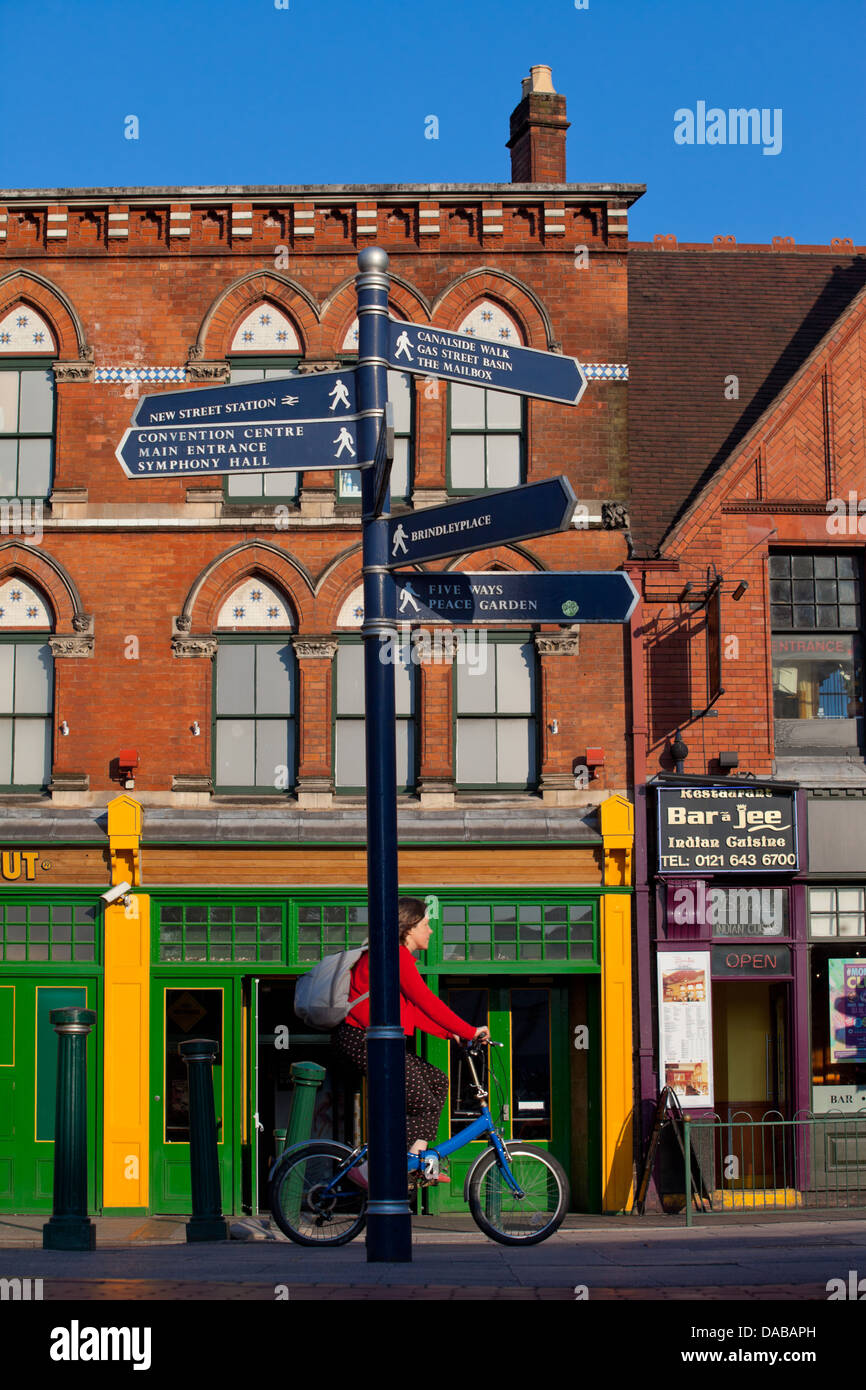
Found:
[43,1007,97,1251]
[285,1061,326,1149]
[179,1038,229,1242]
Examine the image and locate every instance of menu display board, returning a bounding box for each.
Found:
[657,950,714,1110]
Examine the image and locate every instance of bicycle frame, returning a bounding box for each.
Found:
[304,1043,525,1198]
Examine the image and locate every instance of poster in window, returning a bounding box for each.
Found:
[657,950,714,1109]
[829,958,866,1063]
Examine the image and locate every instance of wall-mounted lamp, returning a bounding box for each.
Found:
[718,751,739,770]
[59,720,69,736]
[731,580,749,602]
[670,729,689,774]
[191,721,201,737]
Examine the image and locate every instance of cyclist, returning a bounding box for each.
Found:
[332,896,489,1187]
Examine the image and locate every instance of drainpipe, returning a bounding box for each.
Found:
[626,564,658,1194]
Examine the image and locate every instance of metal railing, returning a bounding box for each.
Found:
[683,1110,866,1224]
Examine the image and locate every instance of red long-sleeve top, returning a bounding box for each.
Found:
[345,947,477,1041]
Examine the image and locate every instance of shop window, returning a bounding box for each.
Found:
[809,887,866,938]
[295,902,368,962]
[0,900,97,963]
[770,553,863,751]
[447,301,524,494]
[439,899,596,965]
[0,305,56,499]
[455,637,537,789]
[810,943,866,1087]
[213,641,296,792]
[333,638,416,792]
[156,901,284,963]
[336,369,412,503]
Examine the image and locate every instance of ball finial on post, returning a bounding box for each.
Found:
[357,246,389,273]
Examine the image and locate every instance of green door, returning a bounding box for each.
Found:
[150,978,238,1214]
[425,979,570,1214]
[0,977,99,1213]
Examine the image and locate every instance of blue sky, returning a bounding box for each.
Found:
[1,0,863,243]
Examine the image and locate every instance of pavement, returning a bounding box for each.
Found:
[2,1209,864,1301]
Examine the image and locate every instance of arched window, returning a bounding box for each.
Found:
[447,301,524,494]
[339,317,413,503]
[213,578,296,792]
[0,304,56,499]
[226,303,302,504]
[333,584,417,791]
[0,575,54,789]
[454,633,537,789]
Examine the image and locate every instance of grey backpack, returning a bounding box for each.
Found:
[293,947,369,1030]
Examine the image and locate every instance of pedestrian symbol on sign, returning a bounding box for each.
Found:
[333,427,357,459]
[391,523,408,557]
[393,329,414,362]
[328,379,351,411]
[398,582,420,614]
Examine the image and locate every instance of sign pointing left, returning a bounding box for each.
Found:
[116,368,365,478]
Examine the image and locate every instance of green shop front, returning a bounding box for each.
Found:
[2,794,637,1218]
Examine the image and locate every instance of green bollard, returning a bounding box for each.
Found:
[285,1061,326,1149]
[180,1038,229,1242]
[279,1062,326,1230]
[43,1007,97,1251]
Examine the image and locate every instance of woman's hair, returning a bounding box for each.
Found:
[398,896,428,944]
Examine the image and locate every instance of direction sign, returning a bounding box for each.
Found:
[388,571,639,625]
[387,319,587,406]
[383,477,577,567]
[116,368,365,479]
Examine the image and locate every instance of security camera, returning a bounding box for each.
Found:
[101,881,132,905]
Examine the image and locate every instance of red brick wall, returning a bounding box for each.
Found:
[0,196,632,794]
[639,288,866,778]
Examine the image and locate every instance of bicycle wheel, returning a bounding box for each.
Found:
[468,1144,569,1245]
[270,1142,367,1246]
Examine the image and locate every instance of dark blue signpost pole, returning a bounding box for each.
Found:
[356,247,412,1263]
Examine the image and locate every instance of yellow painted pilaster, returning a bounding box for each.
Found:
[103,796,149,1210]
[599,795,635,1213]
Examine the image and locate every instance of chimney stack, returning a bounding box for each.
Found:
[507,66,569,183]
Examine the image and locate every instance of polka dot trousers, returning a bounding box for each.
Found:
[333,1020,450,1148]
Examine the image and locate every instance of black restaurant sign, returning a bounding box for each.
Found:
[657,784,798,874]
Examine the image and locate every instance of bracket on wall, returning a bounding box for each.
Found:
[644,566,727,720]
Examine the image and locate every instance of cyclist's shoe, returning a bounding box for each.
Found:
[419,1154,450,1186]
[345,1161,368,1190]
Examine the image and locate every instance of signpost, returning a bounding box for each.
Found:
[115,369,363,479]
[382,477,576,568]
[116,246,633,1266]
[387,318,587,405]
[388,570,639,626]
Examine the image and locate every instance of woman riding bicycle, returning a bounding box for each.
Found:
[332,896,489,1185]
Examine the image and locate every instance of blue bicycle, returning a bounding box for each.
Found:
[269,1040,570,1246]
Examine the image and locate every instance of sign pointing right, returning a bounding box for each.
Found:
[383,476,577,567]
[388,570,639,625]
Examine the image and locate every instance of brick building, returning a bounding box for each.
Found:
[0,68,643,1218]
[628,238,866,1206]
